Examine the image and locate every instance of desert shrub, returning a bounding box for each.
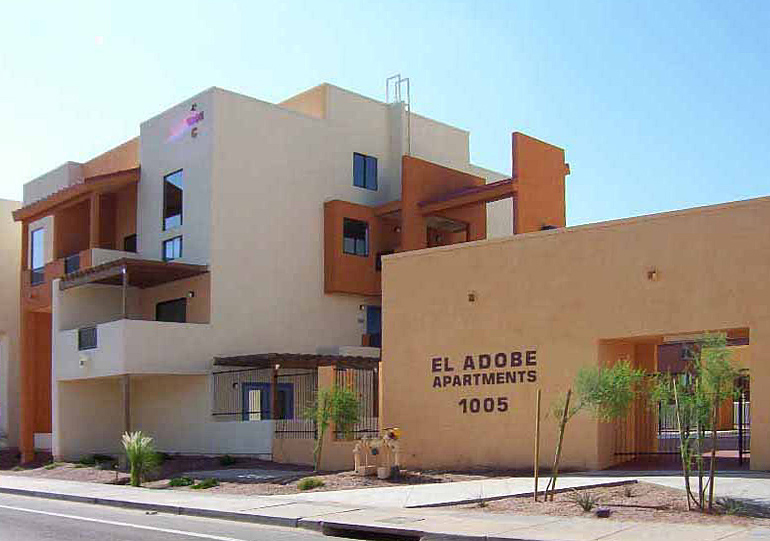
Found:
[219,455,236,466]
[297,477,325,491]
[168,477,195,487]
[623,485,635,498]
[191,478,219,490]
[717,497,746,516]
[121,431,161,487]
[569,490,599,512]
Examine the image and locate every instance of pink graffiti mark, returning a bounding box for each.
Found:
[166,111,205,143]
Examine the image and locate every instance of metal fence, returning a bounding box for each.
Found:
[334,367,379,439]
[275,371,317,439]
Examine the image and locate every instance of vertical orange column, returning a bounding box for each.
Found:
[89,193,101,249]
[19,310,35,463]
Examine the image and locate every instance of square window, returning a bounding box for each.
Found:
[353,153,377,190]
[343,218,369,257]
[163,236,182,261]
[78,327,97,351]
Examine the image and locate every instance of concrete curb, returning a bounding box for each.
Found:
[408,479,638,508]
[0,484,554,540]
[0,486,298,528]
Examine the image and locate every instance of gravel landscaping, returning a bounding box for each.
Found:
[463,481,770,527]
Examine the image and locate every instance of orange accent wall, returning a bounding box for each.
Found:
[19,310,52,460]
[512,132,568,233]
[54,200,90,259]
[114,183,137,249]
[401,156,487,251]
[82,138,140,178]
[324,201,382,296]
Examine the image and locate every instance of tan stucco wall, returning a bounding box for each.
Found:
[56,377,124,459]
[0,199,21,448]
[382,196,770,471]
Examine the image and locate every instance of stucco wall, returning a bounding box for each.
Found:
[382,196,770,471]
[138,89,214,266]
[131,375,273,456]
[55,377,124,459]
[0,199,21,447]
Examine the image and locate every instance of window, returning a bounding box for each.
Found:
[376,250,395,272]
[163,169,183,230]
[30,228,45,285]
[78,327,97,351]
[162,236,182,261]
[155,298,187,323]
[343,218,369,256]
[353,153,377,190]
[64,253,80,274]
[123,234,137,253]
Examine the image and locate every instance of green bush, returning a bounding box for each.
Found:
[168,477,195,487]
[569,490,599,512]
[43,462,61,470]
[77,455,96,466]
[297,477,325,491]
[191,478,219,490]
[219,455,236,466]
[92,454,114,463]
[121,431,161,487]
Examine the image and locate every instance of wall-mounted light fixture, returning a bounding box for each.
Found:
[191,127,198,138]
[394,226,401,233]
[468,291,477,302]
[190,103,198,111]
[232,382,239,389]
[187,290,195,298]
[647,268,659,282]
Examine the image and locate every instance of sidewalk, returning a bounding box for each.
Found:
[1,474,768,540]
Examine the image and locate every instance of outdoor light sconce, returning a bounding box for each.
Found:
[647,268,659,282]
[231,382,239,389]
[468,291,477,302]
[187,290,195,298]
[394,226,401,233]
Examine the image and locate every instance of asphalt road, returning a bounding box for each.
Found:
[0,493,330,541]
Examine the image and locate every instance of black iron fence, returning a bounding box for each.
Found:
[334,367,379,440]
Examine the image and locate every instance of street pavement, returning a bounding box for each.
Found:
[2,473,770,540]
[0,492,324,541]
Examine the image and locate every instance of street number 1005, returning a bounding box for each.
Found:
[458,397,508,414]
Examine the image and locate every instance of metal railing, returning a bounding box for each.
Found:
[334,367,379,439]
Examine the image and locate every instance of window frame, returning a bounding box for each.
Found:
[162,169,184,231]
[78,326,98,351]
[353,153,378,191]
[342,218,369,257]
[155,297,187,323]
[162,236,183,262]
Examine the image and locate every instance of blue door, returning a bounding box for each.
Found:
[366,306,382,347]
[241,383,294,420]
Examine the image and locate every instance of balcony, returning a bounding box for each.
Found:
[55,318,214,381]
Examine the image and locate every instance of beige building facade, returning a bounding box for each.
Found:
[382,196,766,471]
[14,83,539,468]
[0,199,21,450]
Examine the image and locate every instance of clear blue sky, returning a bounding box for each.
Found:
[1,1,767,225]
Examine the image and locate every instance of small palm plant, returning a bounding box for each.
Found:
[121,431,160,487]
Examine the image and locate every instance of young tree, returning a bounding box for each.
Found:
[545,360,645,500]
[652,333,740,512]
[305,385,360,472]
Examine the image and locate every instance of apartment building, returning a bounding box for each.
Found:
[13,83,566,468]
[0,199,21,451]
